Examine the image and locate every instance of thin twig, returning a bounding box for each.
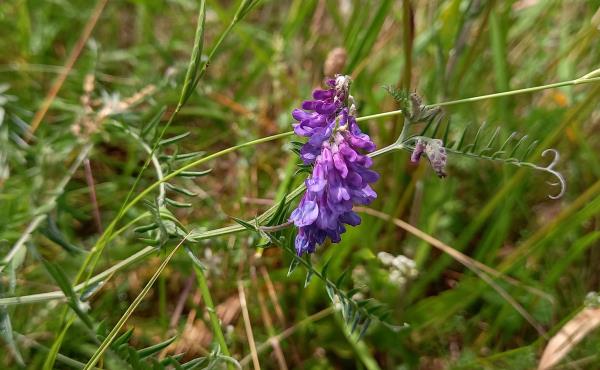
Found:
[259,221,293,232]
[356,76,600,122]
[169,274,195,330]
[84,159,103,233]
[238,280,261,370]
[260,266,286,325]
[577,67,600,80]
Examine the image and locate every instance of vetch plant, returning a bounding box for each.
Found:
[2,1,600,367]
[2,64,592,365]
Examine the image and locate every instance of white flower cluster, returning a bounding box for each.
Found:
[377,251,418,288]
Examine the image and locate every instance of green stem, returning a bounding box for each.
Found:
[433,76,600,108]
[193,264,232,363]
[336,314,381,370]
[356,75,600,121]
[578,67,600,80]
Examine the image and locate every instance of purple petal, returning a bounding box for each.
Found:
[290,199,319,227]
[292,109,312,122]
[340,211,361,226]
[302,101,317,110]
[333,152,348,178]
[348,133,376,152]
[312,89,334,100]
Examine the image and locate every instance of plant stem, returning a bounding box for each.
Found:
[259,221,293,232]
[193,263,233,363]
[355,75,600,121]
[432,76,600,107]
[368,142,403,158]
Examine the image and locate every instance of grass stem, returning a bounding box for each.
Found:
[193,260,233,367]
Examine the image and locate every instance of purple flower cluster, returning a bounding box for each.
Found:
[289,76,379,255]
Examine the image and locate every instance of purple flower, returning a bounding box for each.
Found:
[290,76,378,255]
[410,139,426,163]
[411,138,447,178]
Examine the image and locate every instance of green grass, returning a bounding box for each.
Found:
[1,0,600,369]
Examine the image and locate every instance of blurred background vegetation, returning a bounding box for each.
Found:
[1,0,600,369]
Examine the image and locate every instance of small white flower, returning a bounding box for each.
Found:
[377,251,395,266]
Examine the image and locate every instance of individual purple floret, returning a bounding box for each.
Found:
[424,139,447,178]
[410,139,426,163]
[411,138,447,178]
[290,77,378,256]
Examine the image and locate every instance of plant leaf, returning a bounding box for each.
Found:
[158,132,191,147]
[176,169,212,178]
[231,217,257,232]
[165,198,192,208]
[138,336,177,359]
[165,183,197,197]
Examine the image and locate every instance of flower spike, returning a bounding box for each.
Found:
[290,76,378,255]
